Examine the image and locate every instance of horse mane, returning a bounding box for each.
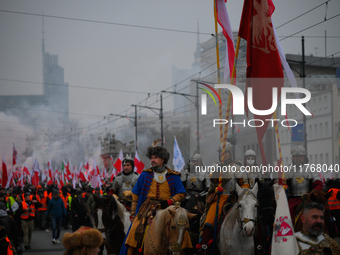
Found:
[112,195,127,220]
[154,205,187,236]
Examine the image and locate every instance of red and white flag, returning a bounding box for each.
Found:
[238,0,284,166]
[90,159,101,188]
[92,158,100,176]
[18,170,24,186]
[13,143,18,166]
[1,155,8,188]
[84,157,89,171]
[271,184,299,255]
[41,166,47,183]
[31,159,41,187]
[113,149,124,174]
[65,160,72,181]
[47,160,53,185]
[134,150,145,174]
[216,0,236,82]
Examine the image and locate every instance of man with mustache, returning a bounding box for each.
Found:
[295,202,340,254]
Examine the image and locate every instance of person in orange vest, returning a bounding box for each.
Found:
[328,187,340,235]
[0,202,18,255]
[17,192,42,250]
[36,186,50,232]
[60,186,70,230]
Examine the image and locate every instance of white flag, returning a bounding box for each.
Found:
[271,184,299,255]
[172,136,185,172]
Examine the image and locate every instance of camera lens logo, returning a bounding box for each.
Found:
[199,83,222,115]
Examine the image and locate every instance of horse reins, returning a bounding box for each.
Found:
[236,189,259,231]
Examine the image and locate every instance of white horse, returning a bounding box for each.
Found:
[219,183,258,255]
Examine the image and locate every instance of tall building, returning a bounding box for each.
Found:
[0,25,69,124]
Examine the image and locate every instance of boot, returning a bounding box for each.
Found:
[196,226,213,255]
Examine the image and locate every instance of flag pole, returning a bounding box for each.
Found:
[273,111,284,184]
[212,1,224,254]
[221,36,241,157]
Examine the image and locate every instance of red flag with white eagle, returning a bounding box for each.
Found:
[13,143,18,166]
[114,149,123,174]
[134,150,145,174]
[1,155,8,187]
[216,0,236,82]
[238,0,284,166]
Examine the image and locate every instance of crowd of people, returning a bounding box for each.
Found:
[1,142,340,254]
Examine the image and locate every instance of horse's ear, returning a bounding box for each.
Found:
[324,190,332,200]
[309,192,317,202]
[251,182,258,195]
[168,208,176,217]
[236,183,243,196]
[187,213,197,220]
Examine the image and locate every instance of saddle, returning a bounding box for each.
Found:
[135,199,160,243]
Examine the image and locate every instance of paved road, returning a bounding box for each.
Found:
[22,228,69,255]
[22,227,109,255]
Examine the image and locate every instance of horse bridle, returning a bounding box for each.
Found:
[236,189,259,231]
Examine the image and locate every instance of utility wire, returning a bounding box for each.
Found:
[0,9,212,36]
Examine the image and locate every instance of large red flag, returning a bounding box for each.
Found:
[31,159,41,187]
[238,0,283,165]
[2,155,8,187]
[13,143,18,166]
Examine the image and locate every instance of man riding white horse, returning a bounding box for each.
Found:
[197,141,249,255]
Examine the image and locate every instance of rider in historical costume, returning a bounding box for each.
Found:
[284,145,323,219]
[120,143,192,255]
[243,149,262,188]
[112,155,139,210]
[296,202,340,255]
[197,140,249,254]
[181,151,210,202]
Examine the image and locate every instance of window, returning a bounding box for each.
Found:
[320,154,323,164]
[325,153,329,166]
[309,125,313,140]
[313,98,317,111]
[324,95,328,109]
[318,97,322,110]
[315,154,318,164]
[319,123,323,139]
[325,122,329,137]
[314,124,317,139]
[310,155,313,164]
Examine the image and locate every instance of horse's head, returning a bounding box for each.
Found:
[156,206,196,255]
[308,190,332,209]
[257,179,275,226]
[236,183,259,237]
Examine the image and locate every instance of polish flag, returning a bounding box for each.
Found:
[31,159,41,187]
[47,160,53,185]
[2,156,9,187]
[216,0,236,82]
[65,160,72,181]
[41,166,47,182]
[90,159,101,188]
[113,149,124,174]
[5,171,13,189]
[92,159,100,176]
[84,157,89,171]
[13,143,18,166]
[18,171,24,186]
[134,150,145,174]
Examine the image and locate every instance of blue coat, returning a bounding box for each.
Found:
[45,197,67,218]
[119,168,186,255]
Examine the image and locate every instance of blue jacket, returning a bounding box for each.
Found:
[45,197,66,218]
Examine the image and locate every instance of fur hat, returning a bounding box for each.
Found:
[146,146,170,165]
[63,226,103,252]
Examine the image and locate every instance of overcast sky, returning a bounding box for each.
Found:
[0,0,339,160]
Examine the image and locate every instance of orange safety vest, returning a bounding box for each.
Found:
[5,237,13,255]
[21,201,35,219]
[60,194,70,209]
[38,196,48,211]
[328,188,340,210]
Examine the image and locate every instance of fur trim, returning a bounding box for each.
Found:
[146,146,170,165]
[63,227,103,251]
